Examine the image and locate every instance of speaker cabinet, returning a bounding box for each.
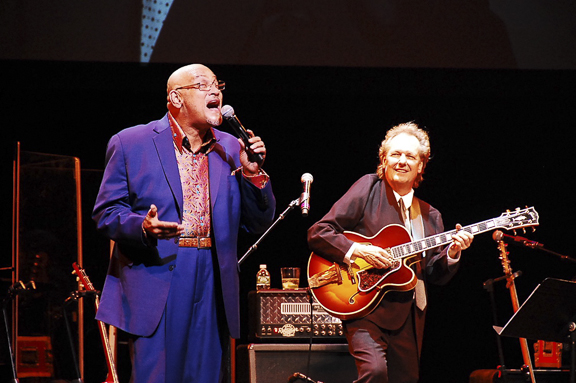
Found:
[236,343,357,383]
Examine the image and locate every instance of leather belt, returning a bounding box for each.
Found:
[178,237,212,249]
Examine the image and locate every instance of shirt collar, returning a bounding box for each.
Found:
[168,112,217,154]
[393,189,414,210]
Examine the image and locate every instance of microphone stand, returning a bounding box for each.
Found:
[2,281,36,383]
[2,301,18,383]
[238,198,300,269]
[534,246,576,264]
[505,234,575,263]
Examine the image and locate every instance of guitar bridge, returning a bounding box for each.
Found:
[308,263,343,289]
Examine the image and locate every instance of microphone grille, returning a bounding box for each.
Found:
[492,230,503,242]
[221,105,234,118]
[301,173,314,183]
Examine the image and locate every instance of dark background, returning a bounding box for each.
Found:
[2,1,576,382]
[2,61,576,383]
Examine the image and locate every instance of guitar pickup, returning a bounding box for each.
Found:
[347,262,356,285]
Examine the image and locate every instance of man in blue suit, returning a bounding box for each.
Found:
[92,63,276,382]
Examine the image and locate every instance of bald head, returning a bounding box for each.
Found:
[167,64,213,94]
[165,63,223,131]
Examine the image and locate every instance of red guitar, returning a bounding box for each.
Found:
[72,262,120,383]
[307,207,539,321]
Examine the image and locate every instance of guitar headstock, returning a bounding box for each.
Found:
[495,206,539,233]
[72,262,96,292]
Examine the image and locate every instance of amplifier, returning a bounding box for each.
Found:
[248,289,345,342]
[17,336,54,378]
[470,369,569,383]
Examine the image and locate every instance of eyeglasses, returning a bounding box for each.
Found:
[175,79,225,92]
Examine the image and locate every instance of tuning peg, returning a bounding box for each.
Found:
[531,227,536,233]
[522,228,526,234]
[513,230,517,236]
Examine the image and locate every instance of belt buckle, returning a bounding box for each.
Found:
[179,236,211,248]
[198,237,211,249]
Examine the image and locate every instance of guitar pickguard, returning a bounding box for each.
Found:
[356,262,402,292]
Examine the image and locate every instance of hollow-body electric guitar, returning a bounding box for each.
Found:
[307,207,539,321]
[72,262,119,383]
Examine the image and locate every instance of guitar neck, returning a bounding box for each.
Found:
[72,263,119,383]
[98,320,119,383]
[391,218,501,259]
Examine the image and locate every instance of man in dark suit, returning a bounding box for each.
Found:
[307,122,473,383]
[92,63,275,382]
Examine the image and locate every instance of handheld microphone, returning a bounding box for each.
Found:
[492,230,544,249]
[300,173,313,217]
[221,105,264,165]
[287,372,322,383]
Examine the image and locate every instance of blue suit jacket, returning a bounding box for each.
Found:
[92,114,275,338]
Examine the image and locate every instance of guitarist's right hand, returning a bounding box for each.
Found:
[353,244,394,269]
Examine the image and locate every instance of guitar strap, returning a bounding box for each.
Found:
[409,199,427,310]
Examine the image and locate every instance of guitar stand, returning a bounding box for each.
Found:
[483,273,516,383]
[237,198,300,268]
[2,280,36,383]
[62,289,101,383]
[495,278,576,383]
[63,290,90,383]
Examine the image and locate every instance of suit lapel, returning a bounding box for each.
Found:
[208,143,226,208]
[153,117,184,219]
[383,179,405,226]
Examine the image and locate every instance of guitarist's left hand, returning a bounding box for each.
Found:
[448,224,474,259]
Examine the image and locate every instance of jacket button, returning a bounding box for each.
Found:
[169,265,175,271]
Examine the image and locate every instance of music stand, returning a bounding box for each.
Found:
[494,278,576,383]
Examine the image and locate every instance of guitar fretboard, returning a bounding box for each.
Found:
[390,210,536,259]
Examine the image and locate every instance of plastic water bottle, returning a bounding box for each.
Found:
[256,264,271,290]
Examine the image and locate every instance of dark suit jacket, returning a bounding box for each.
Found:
[92,114,275,339]
[307,174,458,349]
